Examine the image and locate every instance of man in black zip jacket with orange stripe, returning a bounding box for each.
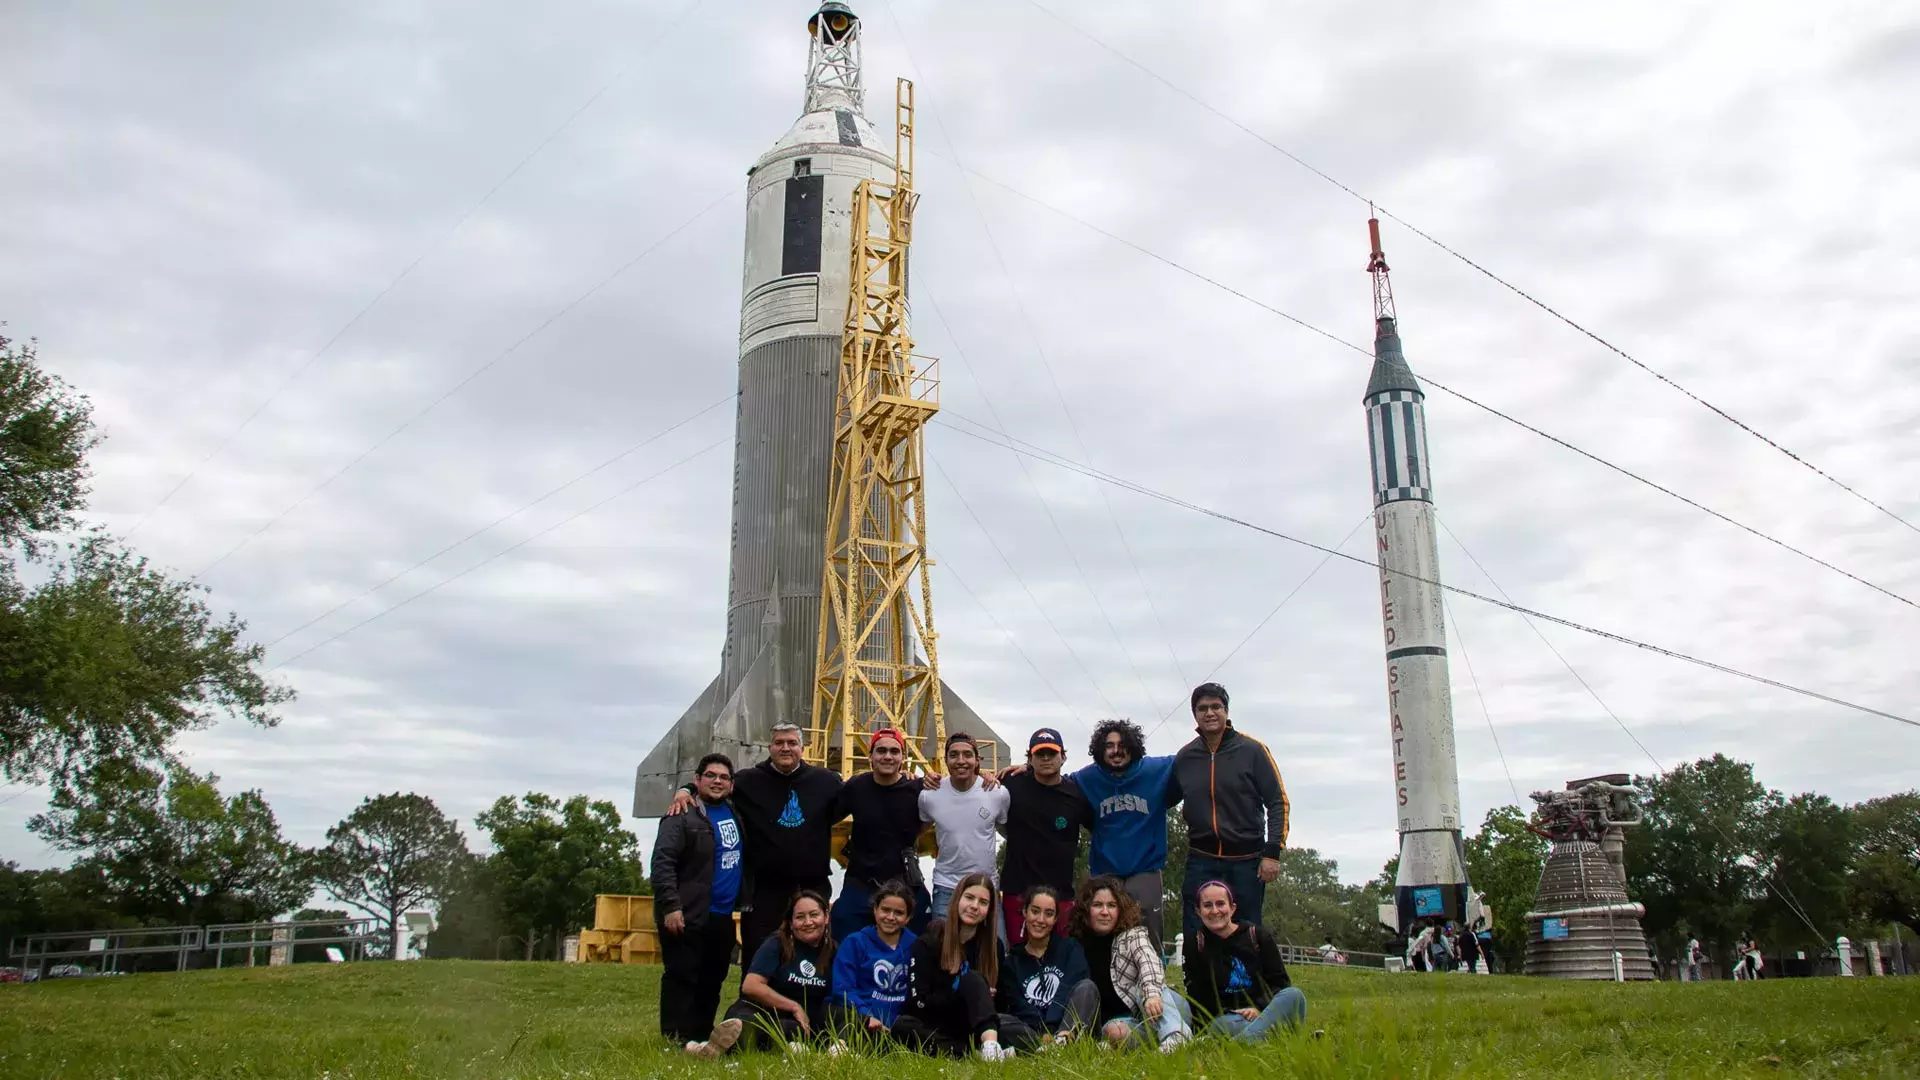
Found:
[1172,682,1290,941]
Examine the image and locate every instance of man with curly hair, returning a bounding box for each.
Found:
[1068,718,1180,950]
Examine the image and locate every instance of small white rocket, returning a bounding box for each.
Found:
[1364,217,1472,934]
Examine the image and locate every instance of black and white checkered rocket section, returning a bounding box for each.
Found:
[632,4,1007,815]
[1365,315,1472,933]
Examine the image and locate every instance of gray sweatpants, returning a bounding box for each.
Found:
[1121,870,1165,951]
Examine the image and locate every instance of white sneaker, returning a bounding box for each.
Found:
[1159,1031,1188,1054]
[708,1018,744,1056]
[827,1040,848,1058]
[978,1040,1008,1062]
[786,1041,810,1055]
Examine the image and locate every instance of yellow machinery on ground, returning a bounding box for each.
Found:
[575,894,740,965]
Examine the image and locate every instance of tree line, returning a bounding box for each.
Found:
[1,777,646,966]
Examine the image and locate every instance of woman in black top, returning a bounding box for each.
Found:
[686,890,835,1057]
[1181,880,1306,1042]
[893,872,1015,1061]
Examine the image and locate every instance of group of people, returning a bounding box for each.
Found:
[648,682,1308,1059]
[1406,919,1494,974]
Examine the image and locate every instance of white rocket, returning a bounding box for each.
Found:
[632,3,1007,812]
[1364,218,1472,933]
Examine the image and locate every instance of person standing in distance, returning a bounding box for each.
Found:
[1173,682,1289,941]
[664,722,842,978]
[651,753,745,1047]
[920,733,1011,920]
[998,728,1092,943]
[829,727,934,940]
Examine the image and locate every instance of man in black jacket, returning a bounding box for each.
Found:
[1173,682,1290,941]
[651,753,745,1045]
[665,723,844,978]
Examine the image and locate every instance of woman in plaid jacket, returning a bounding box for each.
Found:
[1068,875,1192,1051]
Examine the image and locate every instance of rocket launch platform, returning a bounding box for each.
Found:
[632,4,1009,814]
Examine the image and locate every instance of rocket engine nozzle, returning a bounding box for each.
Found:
[810,3,859,43]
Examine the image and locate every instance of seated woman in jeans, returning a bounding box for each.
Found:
[1181,880,1307,1041]
[1069,875,1190,1052]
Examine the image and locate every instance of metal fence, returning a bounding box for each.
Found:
[8,925,203,978]
[204,916,382,967]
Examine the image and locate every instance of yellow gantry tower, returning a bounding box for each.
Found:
[806,77,947,780]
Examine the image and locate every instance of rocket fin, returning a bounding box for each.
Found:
[633,645,778,815]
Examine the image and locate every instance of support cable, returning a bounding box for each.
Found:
[1140,512,1371,742]
[270,436,727,669]
[1021,0,1919,538]
[933,418,1919,731]
[122,0,711,540]
[927,457,1125,717]
[1437,515,1831,940]
[265,391,737,649]
[918,294,1152,717]
[884,0,1189,714]
[930,547,1083,725]
[1441,592,1523,806]
[926,152,1920,614]
[195,187,739,579]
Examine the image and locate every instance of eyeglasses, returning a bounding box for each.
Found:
[699,771,731,781]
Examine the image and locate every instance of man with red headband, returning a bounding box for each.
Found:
[829,726,934,939]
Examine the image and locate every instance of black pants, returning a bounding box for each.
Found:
[658,915,738,1044]
[720,998,817,1052]
[1001,979,1100,1050]
[892,972,999,1057]
[740,879,828,987]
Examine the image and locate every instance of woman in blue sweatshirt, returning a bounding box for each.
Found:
[996,886,1098,1050]
[828,880,916,1047]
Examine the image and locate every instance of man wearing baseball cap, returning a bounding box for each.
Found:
[999,727,1093,942]
[829,726,935,939]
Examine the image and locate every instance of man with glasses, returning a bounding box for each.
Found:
[999,727,1093,942]
[665,722,843,975]
[828,727,934,939]
[1173,682,1288,942]
[651,753,745,1046]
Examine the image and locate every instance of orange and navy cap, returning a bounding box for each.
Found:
[1027,728,1064,755]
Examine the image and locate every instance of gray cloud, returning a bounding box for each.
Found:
[2,0,1915,886]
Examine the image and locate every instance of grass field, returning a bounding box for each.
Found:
[2,961,1916,1079]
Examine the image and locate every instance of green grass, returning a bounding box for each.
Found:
[2,962,1915,1079]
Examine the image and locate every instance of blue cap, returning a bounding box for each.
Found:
[1028,728,1064,754]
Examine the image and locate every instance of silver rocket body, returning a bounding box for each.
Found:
[1365,315,1471,932]
[633,4,1006,815]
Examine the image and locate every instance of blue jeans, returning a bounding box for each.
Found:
[1105,988,1192,1047]
[1205,987,1307,1042]
[832,878,931,942]
[1183,854,1266,942]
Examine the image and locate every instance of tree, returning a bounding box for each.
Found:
[0,331,292,790]
[1627,754,1778,967]
[475,792,644,960]
[27,758,313,929]
[1256,847,1377,949]
[1850,791,1920,936]
[1464,805,1547,972]
[1754,792,1855,947]
[0,860,129,945]
[423,853,507,960]
[316,793,469,958]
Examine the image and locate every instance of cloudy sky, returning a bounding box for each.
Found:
[4,0,1916,885]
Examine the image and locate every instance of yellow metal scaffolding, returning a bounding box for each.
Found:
[806,77,947,780]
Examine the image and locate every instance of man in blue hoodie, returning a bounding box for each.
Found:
[1070,719,1181,950]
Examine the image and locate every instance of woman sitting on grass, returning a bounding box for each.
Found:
[893,872,1016,1061]
[997,886,1097,1051]
[1182,880,1307,1041]
[827,880,916,1050]
[1069,874,1190,1052]
[685,890,834,1057]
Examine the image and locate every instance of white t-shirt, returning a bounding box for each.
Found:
[919,777,1011,890]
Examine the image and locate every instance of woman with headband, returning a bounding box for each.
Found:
[1181,879,1307,1042]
